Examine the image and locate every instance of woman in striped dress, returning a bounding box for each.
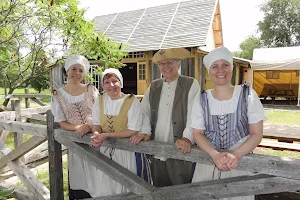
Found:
[191,47,267,200]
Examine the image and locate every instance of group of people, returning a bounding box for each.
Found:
[51,46,266,200]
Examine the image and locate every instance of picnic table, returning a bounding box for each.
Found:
[268,89,296,104]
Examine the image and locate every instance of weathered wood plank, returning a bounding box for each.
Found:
[260,139,300,151]
[27,114,46,121]
[0,130,10,142]
[88,175,300,200]
[56,133,155,195]
[25,88,30,108]
[31,97,47,106]
[20,106,50,117]
[0,136,46,169]
[0,141,50,200]
[46,110,64,200]
[0,119,47,137]
[25,142,67,165]
[11,100,24,149]
[5,94,51,99]
[263,124,300,142]
[55,130,300,180]
[0,106,50,121]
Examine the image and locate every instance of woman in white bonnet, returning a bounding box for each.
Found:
[51,55,99,199]
[89,68,145,197]
[190,47,267,200]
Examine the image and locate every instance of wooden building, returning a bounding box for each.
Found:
[250,46,300,106]
[51,0,251,94]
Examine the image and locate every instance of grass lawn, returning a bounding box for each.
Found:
[0,88,51,95]
[0,87,51,107]
[35,161,69,200]
[5,133,32,149]
[16,160,69,200]
[254,147,300,159]
[265,110,300,125]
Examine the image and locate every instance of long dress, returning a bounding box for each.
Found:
[191,85,267,200]
[85,93,143,197]
[51,84,99,199]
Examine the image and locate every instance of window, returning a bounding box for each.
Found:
[266,71,280,79]
[125,52,145,58]
[89,65,101,90]
[139,64,146,80]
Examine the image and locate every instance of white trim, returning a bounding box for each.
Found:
[126,8,147,43]
[104,13,119,34]
[159,2,181,49]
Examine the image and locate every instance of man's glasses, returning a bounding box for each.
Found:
[158,60,179,66]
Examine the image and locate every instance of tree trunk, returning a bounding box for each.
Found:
[2,88,15,107]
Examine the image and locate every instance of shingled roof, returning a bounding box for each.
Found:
[94,0,217,52]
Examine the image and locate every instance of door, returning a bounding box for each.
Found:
[119,63,137,94]
[137,62,148,95]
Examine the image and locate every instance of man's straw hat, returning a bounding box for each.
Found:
[152,48,191,64]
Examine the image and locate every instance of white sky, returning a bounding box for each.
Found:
[79,0,264,51]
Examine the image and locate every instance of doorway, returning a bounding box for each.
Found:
[119,63,137,94]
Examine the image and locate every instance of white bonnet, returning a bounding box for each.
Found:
[101,68,123,88]
[203,47,233,73]
[64,55,90,74]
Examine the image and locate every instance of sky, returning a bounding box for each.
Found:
[79,0,265,51]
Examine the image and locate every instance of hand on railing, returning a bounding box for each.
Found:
[75,124,91,137]
[175,138,192,154]
[130,133,150,145]
[91,132,109,148]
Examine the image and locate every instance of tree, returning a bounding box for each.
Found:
[235,36,261,60]
[0,0,126,106]
[258,0,300,47]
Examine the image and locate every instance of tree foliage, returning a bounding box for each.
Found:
[234,36,261,60]
[0,0,126,106]
[258,0,300,47]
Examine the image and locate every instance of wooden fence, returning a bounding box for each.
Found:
[47,110,300,200]
[1,109,300,199]
[0,105,50,199]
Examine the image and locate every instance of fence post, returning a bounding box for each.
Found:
[25,88,30,108]
[47,110,64,200]
[11,99,23,148]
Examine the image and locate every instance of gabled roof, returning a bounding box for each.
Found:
[94,0,217,52]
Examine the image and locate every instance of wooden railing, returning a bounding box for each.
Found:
[47,111,300,200]
[1,109,300,199]
[4,94,51,107]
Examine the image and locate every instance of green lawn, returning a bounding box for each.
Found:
[0,88,51,95]
[17,161,69,200]
[265,110,300,125]
[35,161,69,200]
[254,147,300,159]
[0,87,51,107]
[5,133,32,149]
